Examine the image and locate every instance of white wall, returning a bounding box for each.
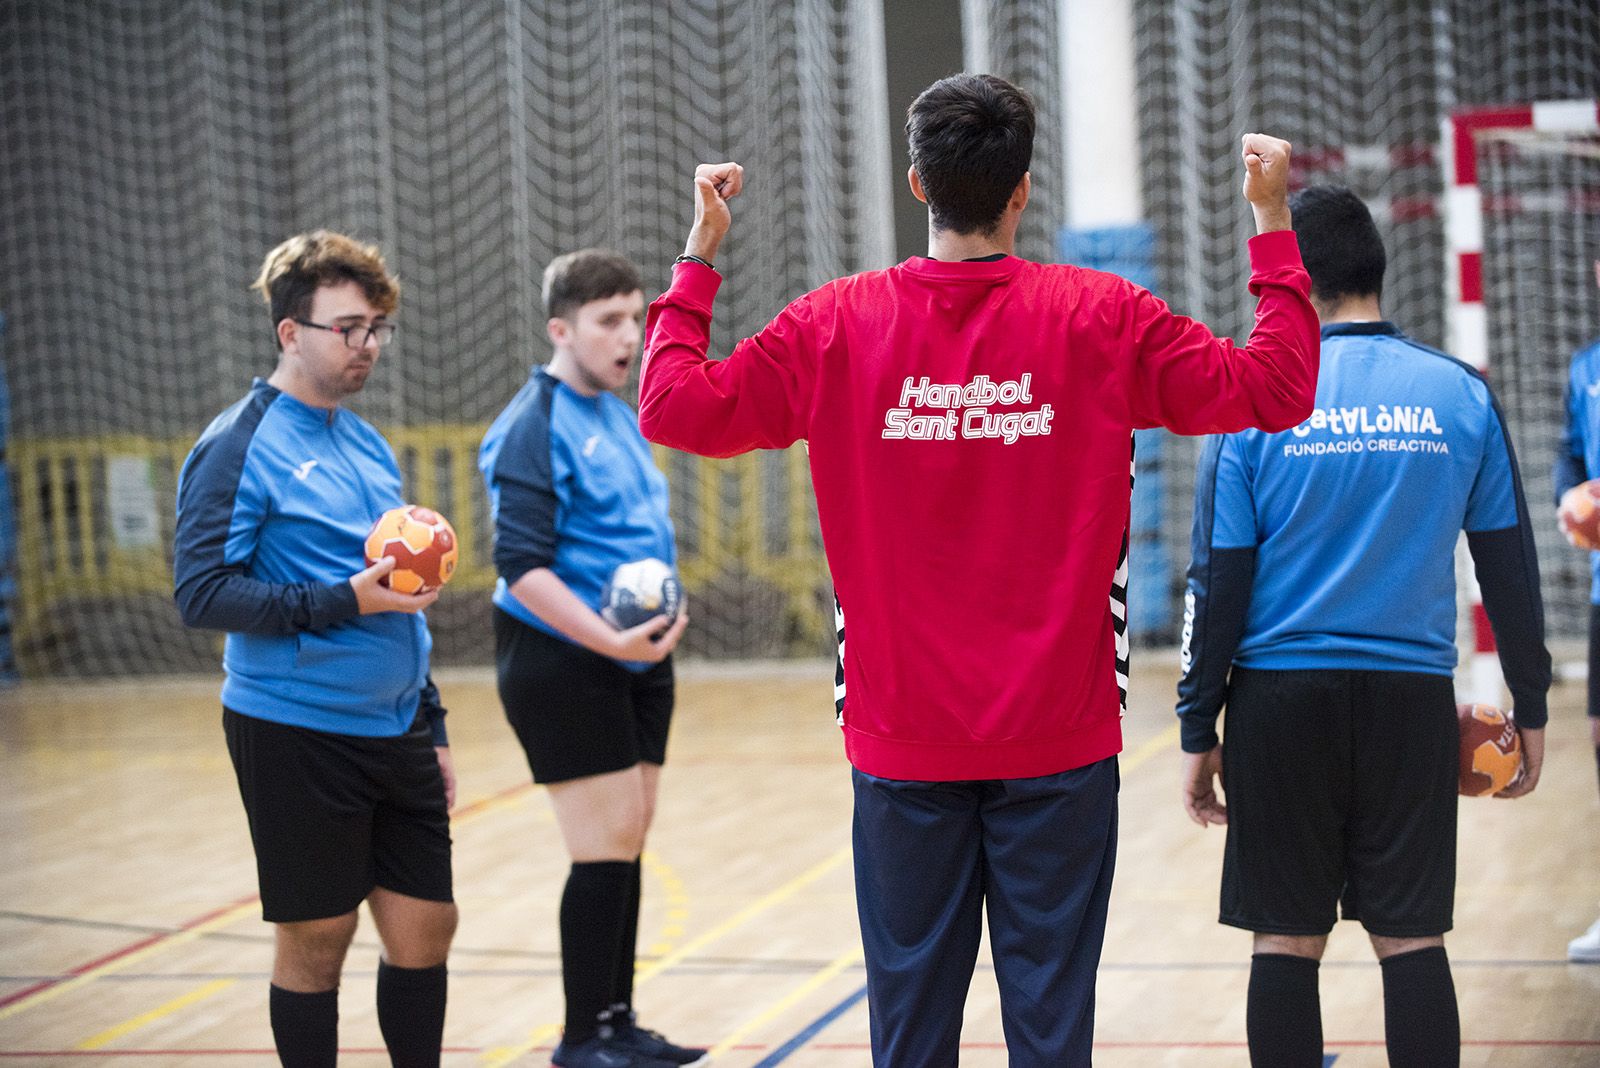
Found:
[1061,0,1142,228]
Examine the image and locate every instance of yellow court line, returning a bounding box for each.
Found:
[480,1023,562,1068]
[1121,722,1180,774]
[478,843,854,1066]
[698,724,1183,1057]
[74,978,236,1050]
[707,948,863,1059]
[639,850,691,955]
[0,900,260,1022]
[633,843,851,984]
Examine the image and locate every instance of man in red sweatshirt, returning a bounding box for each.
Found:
[640,73,1318,1066]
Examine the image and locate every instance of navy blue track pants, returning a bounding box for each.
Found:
[852,757,1119,1067]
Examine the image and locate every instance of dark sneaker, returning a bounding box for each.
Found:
[550,1032,679,1068]
[600,1010,709,1067]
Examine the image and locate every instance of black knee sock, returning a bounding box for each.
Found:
[269,985,338,1068]
[610,858,642,1015]
[1592,741,1599,795]
[560,860,633,1044]
[1380,946,1459,1068]
[376,960,448,1067]
[1246,953,1322,1068]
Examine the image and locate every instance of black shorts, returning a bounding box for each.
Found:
[223,708,453,923]
[1588,603,1600,720]
[1219,667,1457,938]
[494,606,675,784]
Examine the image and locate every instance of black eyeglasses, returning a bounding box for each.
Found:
[294,318,396,349]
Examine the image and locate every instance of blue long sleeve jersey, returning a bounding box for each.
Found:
[1177,323,1550,752]
[174,379,445,741]
[1554,336,1600,603]
[478,367,676,672]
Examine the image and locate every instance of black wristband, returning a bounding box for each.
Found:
[674,253,716,271]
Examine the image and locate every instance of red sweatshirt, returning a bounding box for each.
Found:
[641,230,1318,780]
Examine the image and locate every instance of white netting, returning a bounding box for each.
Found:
[5,2,1598,676]
[1478,125,1600,640]
[0,0,894,675]
[960,0,1068,265]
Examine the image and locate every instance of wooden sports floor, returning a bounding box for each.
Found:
[2,655,1597,1066]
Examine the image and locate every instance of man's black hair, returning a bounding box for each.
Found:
[1289,185,1387,304]
[906,74,1035,236]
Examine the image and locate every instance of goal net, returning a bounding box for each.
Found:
[1132,0,1600,652]
[1469,110,1600,645]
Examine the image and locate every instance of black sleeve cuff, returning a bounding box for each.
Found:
[1180,719,1221,754]
[1466,526,1552,729]
[1508,691,1548,730]
[308,580,361,630]
[493,551,556,587]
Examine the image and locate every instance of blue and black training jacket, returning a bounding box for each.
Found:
[1555,336,1600,604]
[174,378,445,741]
[1176,322,1550,752]
[478,367,676,672]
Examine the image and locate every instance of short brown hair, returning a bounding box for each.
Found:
[542,248,642,321]
[251,230,399,348]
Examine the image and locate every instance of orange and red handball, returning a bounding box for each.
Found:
[1559,479,1600,551]
[1456,703,1523,797]
[364,505,459,594]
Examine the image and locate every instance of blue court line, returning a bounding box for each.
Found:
[750,982,869,1067]
[747,984,1356,1068]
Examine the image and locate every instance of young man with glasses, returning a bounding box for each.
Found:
[175,230,458,1067]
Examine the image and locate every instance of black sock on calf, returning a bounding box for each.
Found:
[376,960,448,1068]
[1246,953,1322,1068]
[560,860,633,1045]
[612,858,642,1013]
[1380,945,1459,1068]
[269,984,338,1068]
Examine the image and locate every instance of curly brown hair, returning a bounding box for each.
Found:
[251,231,399,348]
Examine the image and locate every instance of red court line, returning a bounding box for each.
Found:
[0,781,534,1013]
[448,780,536,822]
[1093,1041,1600,1049]
[0,897,257,1011]
[0,1049,483,1058]
[809,1040,1600,1050]
[4,1038,1598,1057]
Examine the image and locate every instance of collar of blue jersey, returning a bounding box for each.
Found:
[1320,320,1400,339]
[252,376,340,427]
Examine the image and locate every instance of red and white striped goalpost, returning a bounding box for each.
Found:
[1443,100,1600,705]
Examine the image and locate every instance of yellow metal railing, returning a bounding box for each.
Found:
[9,428,831,669]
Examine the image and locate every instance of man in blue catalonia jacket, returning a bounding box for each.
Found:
[1175,187,1549,1067]
[174,231,457,1067]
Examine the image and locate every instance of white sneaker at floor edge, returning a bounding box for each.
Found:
[1569,914,1600,963]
